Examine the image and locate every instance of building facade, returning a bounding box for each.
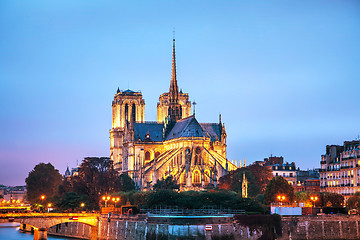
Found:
[262,156,297,185]
[320,140,360,197]
[109,39,237,190]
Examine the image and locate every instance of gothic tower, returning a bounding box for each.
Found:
[110,89,145,170]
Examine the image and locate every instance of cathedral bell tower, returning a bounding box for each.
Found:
[110,89,145,170]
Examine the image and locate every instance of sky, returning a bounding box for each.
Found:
[1,1,359,186]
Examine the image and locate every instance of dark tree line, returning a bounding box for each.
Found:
[26,158,135,210]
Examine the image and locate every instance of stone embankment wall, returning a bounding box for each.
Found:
[98,215,264,240]
[21,214,360,239]
[280,215,360,240]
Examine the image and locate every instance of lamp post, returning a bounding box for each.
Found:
[102,196,111,207]
[112,197,120,208]
[47,203,52,213]
[277,195,286,206]
[310,196,318,207]
[40,195,46,212]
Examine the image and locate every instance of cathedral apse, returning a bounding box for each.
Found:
[110,39,237,191]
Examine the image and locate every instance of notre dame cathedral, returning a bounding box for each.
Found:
[110,39,237,190]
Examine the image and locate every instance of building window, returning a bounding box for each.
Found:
[290,173,293,177]
[193,171,200,184]
[145,151,150,161]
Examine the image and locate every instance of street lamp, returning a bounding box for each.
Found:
[277,195,286,205]
[47,203,52,213]
[102,196,111,207]
[40,195,46,212]
[81,203,85,208]
[112,197,120,208]
[310,196,318,207]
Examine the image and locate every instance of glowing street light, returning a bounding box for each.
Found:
[47,203,52,213]
[102,196,111,207]
[41,195,45,200]
[112,197,120,208]
[310,196,318,207]
[81,203,85,208]
[277,195,286,205]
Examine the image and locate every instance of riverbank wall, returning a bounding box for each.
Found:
[20,214,360,239]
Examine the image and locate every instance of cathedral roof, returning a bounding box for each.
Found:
[133,122,164,142]
[132,116,221,143]
[165,115,221,141]
[200,123,222,142]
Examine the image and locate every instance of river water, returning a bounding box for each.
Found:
[0,223,70,240]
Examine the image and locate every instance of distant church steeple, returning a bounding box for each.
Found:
[167,38,182,122]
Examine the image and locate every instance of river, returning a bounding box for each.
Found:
[0,222,71,240]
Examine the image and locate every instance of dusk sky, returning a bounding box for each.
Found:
[1,1,359,186]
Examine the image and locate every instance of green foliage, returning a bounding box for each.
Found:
[318,192,344,208]
[116,174,135,192]
[264,176,295,204]
[153,176,180,191]
[71,157,119,209]
[247,164,273,194]
[25,163,63,205]
[346,195,360,212]
[56,192,89,211]
[218,169,260,197]
[294,191,319,207]
[128,190,267,213]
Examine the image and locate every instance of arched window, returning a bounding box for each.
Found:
[132,103,136,122]
[194,147,201,165]
[145,151,150,161]
[193,171,200,184]
[155,152,160,159]
[124,103,129,121]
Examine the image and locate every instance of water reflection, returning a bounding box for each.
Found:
[0,222,70,240]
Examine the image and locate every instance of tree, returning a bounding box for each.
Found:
[295,191,320,207]
[218,168,260,197]
[153,176,179,191]
[57,192,89,211]
[116,174,135,192]
[25,163,62,205]
[247,164,273,193]
[264,176,295,204]
[346,194,360,213]
[318,192,344,208]
[72,157,119,209]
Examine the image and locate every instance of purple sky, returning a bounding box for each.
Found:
[1,1,360,186]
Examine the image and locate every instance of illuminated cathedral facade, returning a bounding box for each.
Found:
[110,39,237,190]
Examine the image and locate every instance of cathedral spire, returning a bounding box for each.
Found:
[169,38,179,104]
[167,37,182,122]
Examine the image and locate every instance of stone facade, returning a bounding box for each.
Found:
[320,140,360,198]
[109,39,237,191]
